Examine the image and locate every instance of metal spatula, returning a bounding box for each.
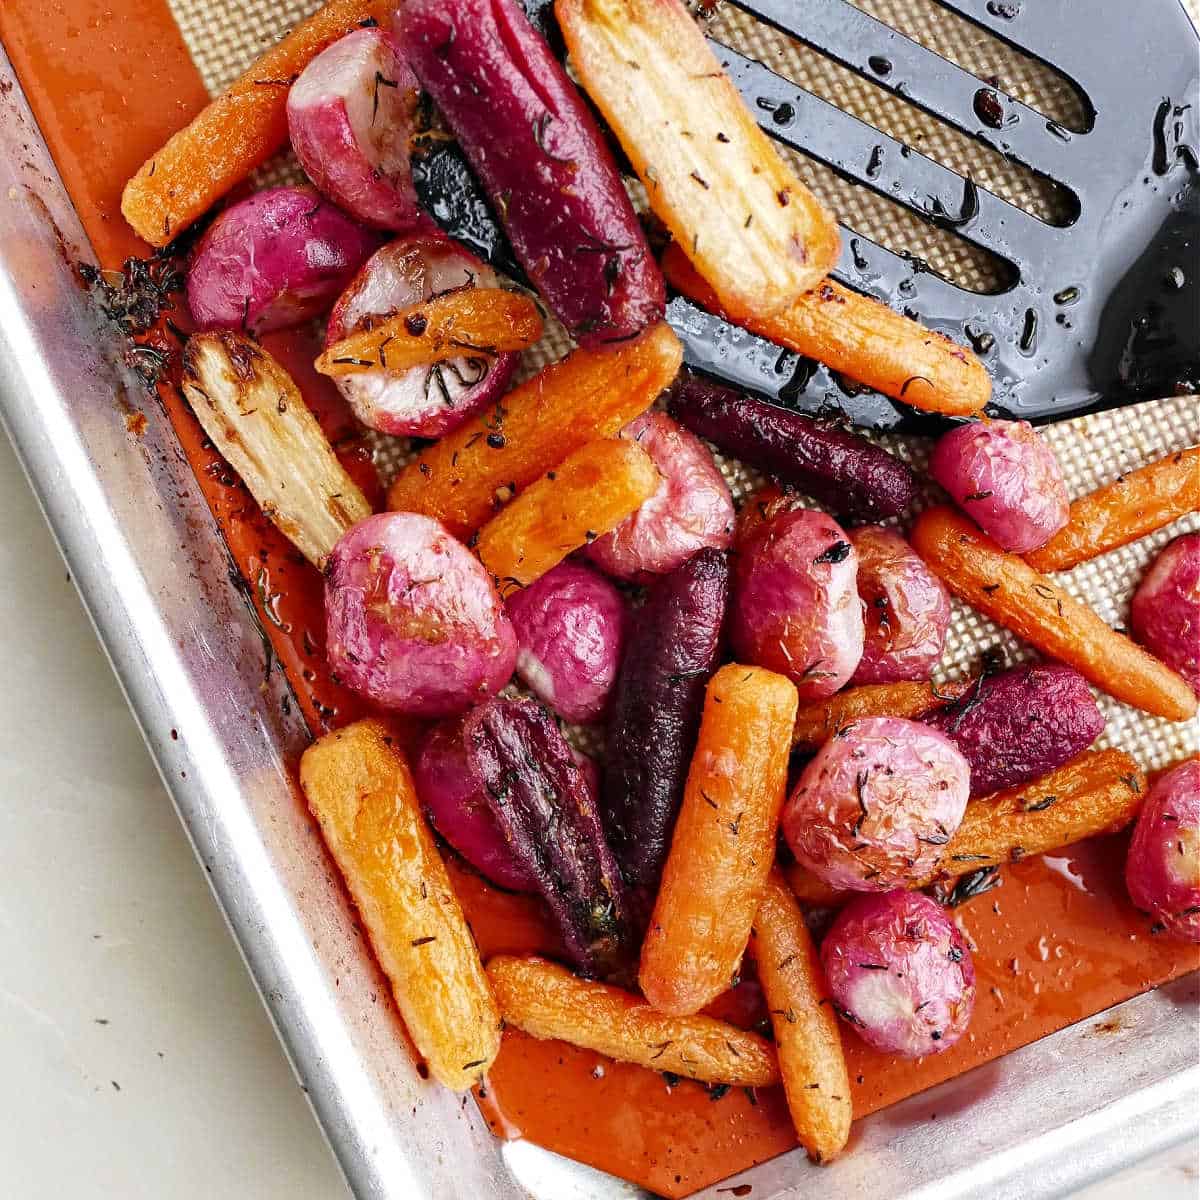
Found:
[415,0,1200,431]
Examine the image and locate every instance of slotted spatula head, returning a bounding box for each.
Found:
[415,0,1200,431]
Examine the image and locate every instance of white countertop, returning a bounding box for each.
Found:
[0,432,1195,1199]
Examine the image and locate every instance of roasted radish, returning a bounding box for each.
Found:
[506,561,628,724]
[731,508,864,701]
[821,890,976,1057]
[850,526,951,685]
[1131,533,1200,696]
[324,512,516,716]
[186,186,380,334]
[585,411,734,581]
[326,234,519,437]
[287,28,427,230]
[782,717,971,891]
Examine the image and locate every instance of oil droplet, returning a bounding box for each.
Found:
[973,88,1005,130]
[1045,120,1072,142]
[866,145,884,179]
[1164,266,1186,290]
[868,55,892,77]
[850,237,869,271]
[986,0,1020,16]
[1053,285,1080,305]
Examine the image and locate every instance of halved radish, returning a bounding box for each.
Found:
[326,234,519,437]
[288,28,426,231]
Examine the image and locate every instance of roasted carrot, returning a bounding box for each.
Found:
[640,664,798,1016]
[1026,447,1200,572]
[315,289,543,377]
[753,871,852,1163]
[911,505,1198,721]
[386,321,682,537]
[663,242,990,417]
[299,721,501,1091]
[476,440,659,596]
[792,679,973,750]
[557,0,838,319]
[786,748,1148,905]
[121,0,395,246]
[487,955,779,1085]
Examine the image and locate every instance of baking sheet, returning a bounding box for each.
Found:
[0,0,1195,1195]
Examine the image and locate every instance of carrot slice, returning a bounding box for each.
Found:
[315,289,543,377]
[786,748,1148,906]
[1026,447,1200,573]
[663,242,990,416]
[753,871,851,1163]
[476,439,659,596]
[487,954,779,1085]
[121,0,395,246]
[386,321,682,537]
[640,664,799,1016]
[792,680,973,750]
[299,720,501,1091]
[911,505,1198,721]
[557,0,838,319]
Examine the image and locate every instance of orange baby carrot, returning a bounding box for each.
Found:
[475,440,659,595]
[663,242,990,416]
[640,664,798,1016]
[792,679,973,750]
[786,748,1148,906]
[299,720,501,1091]
[1026,447,1200,572]
[487,955,779,1085]
[315,290,543,377]
[386,321,682,538]
[911,505,1198,721]
[122,0,395,246]
[753,871,852,1163]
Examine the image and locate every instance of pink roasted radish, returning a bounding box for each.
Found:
[821,890,976,1056]
[325,234,518,437]
[1130,533,1200,696]
[731,508,864,701]
[287,29,427,231]
[325,512,516,716]
[783,716,971,891]
[585,411,734,582]
[186,186,381,334]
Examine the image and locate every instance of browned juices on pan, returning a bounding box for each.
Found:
[3,3,1196,1197]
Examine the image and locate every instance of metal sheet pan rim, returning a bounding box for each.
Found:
[0,45,1194,1200]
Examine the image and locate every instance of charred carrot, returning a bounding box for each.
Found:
[640,664,798,1016]
[386,321,682,537]
[1026,447,1200,572]
[557,0,838,319]
[299,721,501,1091]
[476,440,660,596]
[753,872,851,1163]
[315,290,543,377]
[663,243,990,416]
[786,748,1148,905]
[488,955,779,1084]
[792,680,972,751]
[121,0,395,246]
[911,505,1198,721]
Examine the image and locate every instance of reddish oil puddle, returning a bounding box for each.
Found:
[3,5,1195,1197]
